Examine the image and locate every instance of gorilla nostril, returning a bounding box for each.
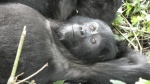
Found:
[80,31,84,35]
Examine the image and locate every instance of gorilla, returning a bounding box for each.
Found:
[56,16,118,64]
[0,0,122,24]
[0,3,150,84]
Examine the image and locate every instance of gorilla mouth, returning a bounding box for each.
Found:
[56,26,75,41]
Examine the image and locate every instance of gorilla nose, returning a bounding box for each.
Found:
[75,26,86,38]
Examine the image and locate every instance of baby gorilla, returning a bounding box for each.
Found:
[0,4,150,84]
[56,16,118,64]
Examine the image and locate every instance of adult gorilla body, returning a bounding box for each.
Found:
[0,3,150,84]
[0,0,122,24]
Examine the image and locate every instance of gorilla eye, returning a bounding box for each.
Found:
[91,38,96,44]
[89,25,96,31]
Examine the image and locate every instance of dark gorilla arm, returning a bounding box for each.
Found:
[0,3,150,84]
[84,43,150,84]
[0,0,121,24]
[0,0,77,21]
[71,0,122,24]
[64,43,150,84]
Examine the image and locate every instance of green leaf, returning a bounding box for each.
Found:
[146,27,150,32]
[114,34,125,41]
[131,16,142,25]
[126,2,132,16]
[53,80,65,84]
[113,15,125,25]
[135,78,150,84]
[148,52,150,57]
[131,16,138,25]
[145,21,150,32]
[110,79,126,84]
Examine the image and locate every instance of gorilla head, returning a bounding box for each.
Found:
[56,16,118,64]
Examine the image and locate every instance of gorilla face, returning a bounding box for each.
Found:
[57,17,118,64]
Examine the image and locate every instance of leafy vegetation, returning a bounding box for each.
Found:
[136,78,150,84]
[111,0,150,83]
[110,79,126,84]
[113,0,150,56]
[53,80,65,84]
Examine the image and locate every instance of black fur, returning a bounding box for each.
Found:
[0,0,122,24]
[0,4,150,84]
[0,0,77,20]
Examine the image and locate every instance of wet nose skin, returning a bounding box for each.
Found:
[73,25,86,38]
